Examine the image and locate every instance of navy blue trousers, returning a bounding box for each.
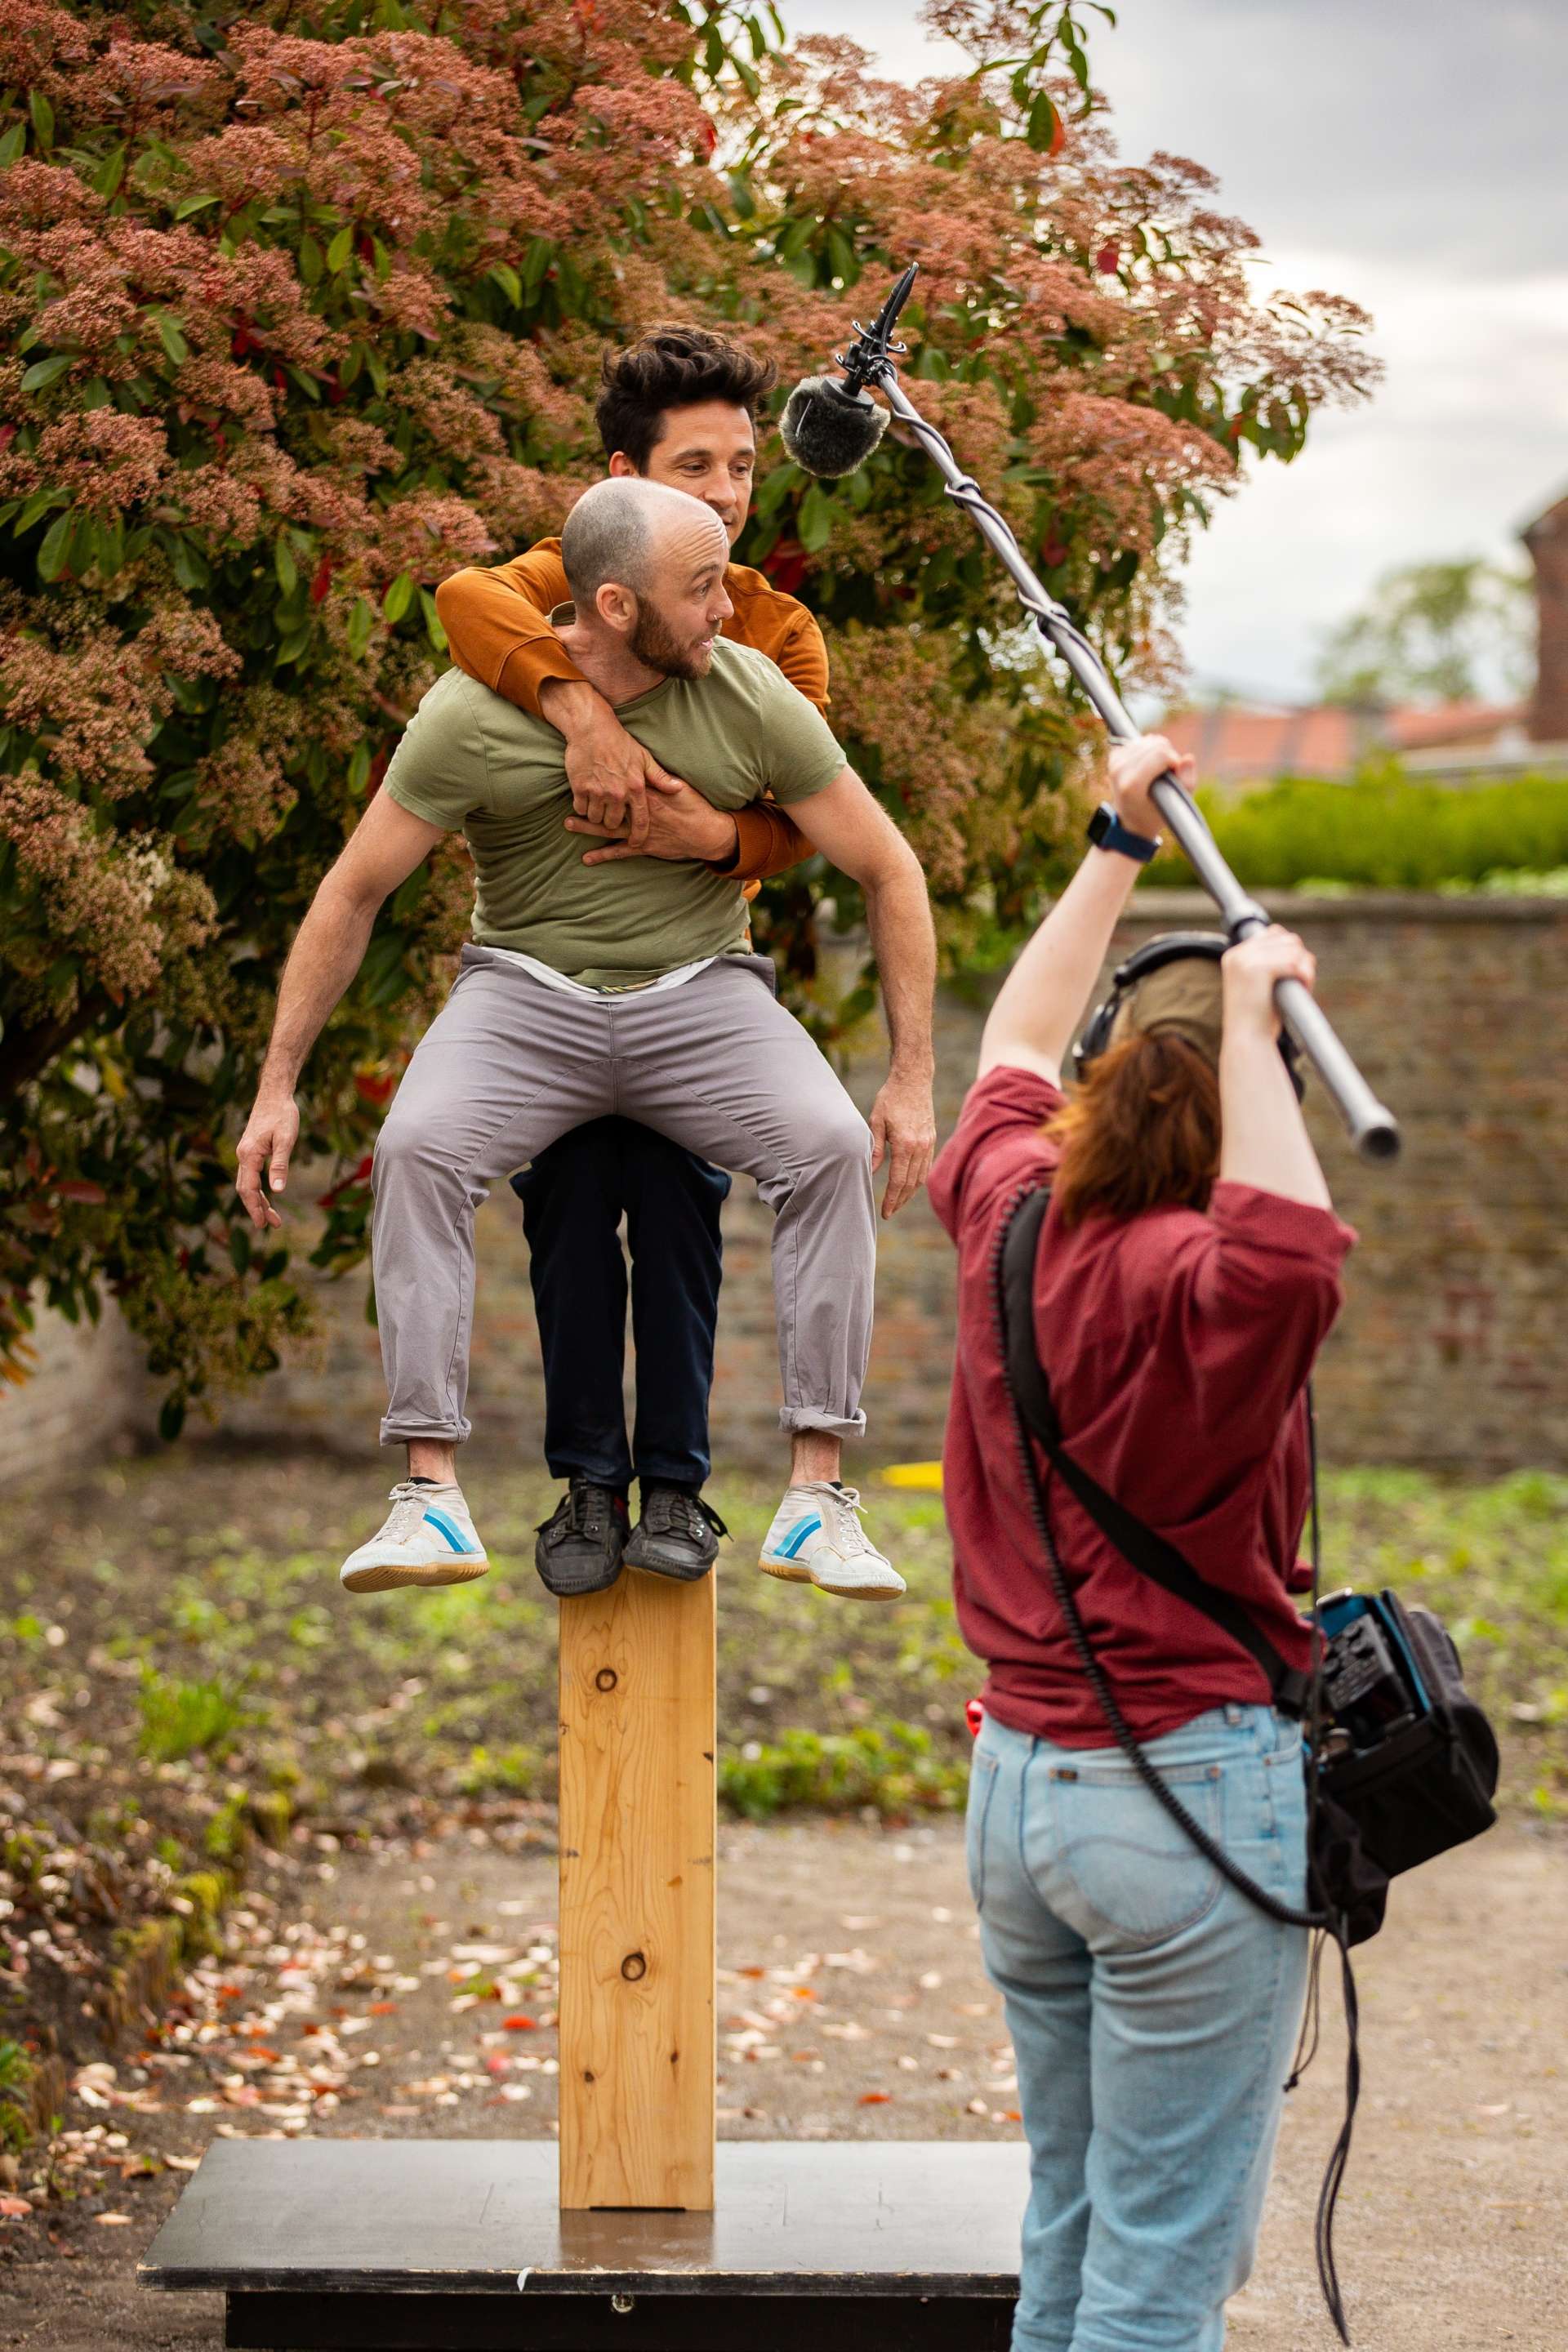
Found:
[510,1116,729,1491]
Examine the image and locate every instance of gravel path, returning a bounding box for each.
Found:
[1,1820,1561,2350]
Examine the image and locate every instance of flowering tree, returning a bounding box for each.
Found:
[0,0,1375,1425]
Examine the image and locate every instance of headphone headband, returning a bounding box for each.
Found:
[1073,929,1304,1098]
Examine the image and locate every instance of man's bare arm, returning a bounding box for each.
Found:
[788,768,938,1218]
[235,794,445,1229]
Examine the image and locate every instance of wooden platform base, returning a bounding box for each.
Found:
[140,2140,1024,2350]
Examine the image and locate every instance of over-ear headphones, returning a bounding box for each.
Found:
[1074,931,1305,1098]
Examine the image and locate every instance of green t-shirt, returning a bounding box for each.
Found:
[382,635,844,989]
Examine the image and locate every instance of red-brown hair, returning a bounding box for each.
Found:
[1047,1032,1221,1228]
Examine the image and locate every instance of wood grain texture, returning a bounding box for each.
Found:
[557,1566,715,2211]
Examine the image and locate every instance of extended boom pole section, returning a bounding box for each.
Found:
[841,269,1401,1164]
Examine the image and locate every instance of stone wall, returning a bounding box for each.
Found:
[0,1301,149,1486]
[7,893,1566,1481]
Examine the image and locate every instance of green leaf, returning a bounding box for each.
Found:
[174,190,220,220]
[796,482,834,553]
[325,224,353,274]
[299,232,324,287]
[0,122,24,169]
[15,487,67,536]
[419,587,448,654]
[382,570,415,623]
[1025,91,1059,152]
[37,509,74,581]
[347,740,372,795]
[522,237,553,293]
[347,596,375,661]
[69,510,101,577]
[21,353,74,395]
[29,91,54,153]
[229,1223,252,1274]
[94,145,127,198]
[488,261,522,307]
[274,626,313,667]
[167,535,208,591]
[274,536,298,595]
[154,312,189,366]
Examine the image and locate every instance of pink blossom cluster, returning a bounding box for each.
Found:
[0,776,215,1007]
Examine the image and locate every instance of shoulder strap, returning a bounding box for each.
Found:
[999,1189,1311,1717]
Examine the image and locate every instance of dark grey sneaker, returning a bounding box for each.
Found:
[534,1479,628,1599]
[624,1486,727,1583]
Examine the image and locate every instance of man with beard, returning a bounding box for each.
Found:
[234,476,938,1604]
[434,323,824,1600]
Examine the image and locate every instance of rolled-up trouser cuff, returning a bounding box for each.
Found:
[381,1417,470,1447]
[778,1405,866,1437]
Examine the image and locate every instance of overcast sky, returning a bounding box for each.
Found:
[780,0,1568,703]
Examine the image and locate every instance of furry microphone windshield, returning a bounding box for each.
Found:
[778,375,890,478]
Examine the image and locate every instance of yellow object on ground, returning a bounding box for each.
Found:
[880,1462,945,1492]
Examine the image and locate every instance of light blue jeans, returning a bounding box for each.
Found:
[968,1704,1310,2352]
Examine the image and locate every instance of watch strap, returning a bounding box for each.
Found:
[1089,801,1160,863]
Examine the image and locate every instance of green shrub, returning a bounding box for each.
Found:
[719,1720,969,1822]
[1144,773,1568,892]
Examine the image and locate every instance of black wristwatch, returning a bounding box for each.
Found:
[1088,801,1160,863]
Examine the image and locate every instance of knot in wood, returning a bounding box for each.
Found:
[620,1949,648,1982]
[594,1667,618,1692]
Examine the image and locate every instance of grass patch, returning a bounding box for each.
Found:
[0,2039,33,2151]
[137,1668,247,1763]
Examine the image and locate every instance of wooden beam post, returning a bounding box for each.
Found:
[557,1567,716,2211]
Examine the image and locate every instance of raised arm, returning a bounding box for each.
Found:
[788,768,938,1218]
[234,792,445,1230]
[1218,928,1334,1209]
[978,735,1195,1084]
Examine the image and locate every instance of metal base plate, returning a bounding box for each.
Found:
[140,2140,1024,2350]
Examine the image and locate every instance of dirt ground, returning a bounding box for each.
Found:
[1,1816,1562,2352]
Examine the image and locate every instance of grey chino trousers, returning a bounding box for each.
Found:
[371,947,876,1450]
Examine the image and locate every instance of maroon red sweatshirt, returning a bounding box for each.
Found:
[927,1065,1356,1747]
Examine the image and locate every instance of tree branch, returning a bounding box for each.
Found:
[0,992,111,1105]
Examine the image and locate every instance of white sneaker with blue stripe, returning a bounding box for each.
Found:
[341,1480,489,1594]
[759,1481,905,1601]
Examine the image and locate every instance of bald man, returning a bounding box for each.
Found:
[235,479,938,1606]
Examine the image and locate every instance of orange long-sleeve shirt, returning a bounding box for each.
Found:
[434,541,821,886]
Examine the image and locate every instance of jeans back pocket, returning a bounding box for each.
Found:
[1049,1763,1223,1948]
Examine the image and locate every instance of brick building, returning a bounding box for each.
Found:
[1522,487,1568,743]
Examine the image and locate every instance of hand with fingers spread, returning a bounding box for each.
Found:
[1222,924,1318,1040]
[869,1067,937,1220]
[564,768,739,866]
[235,1091,300,1230]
